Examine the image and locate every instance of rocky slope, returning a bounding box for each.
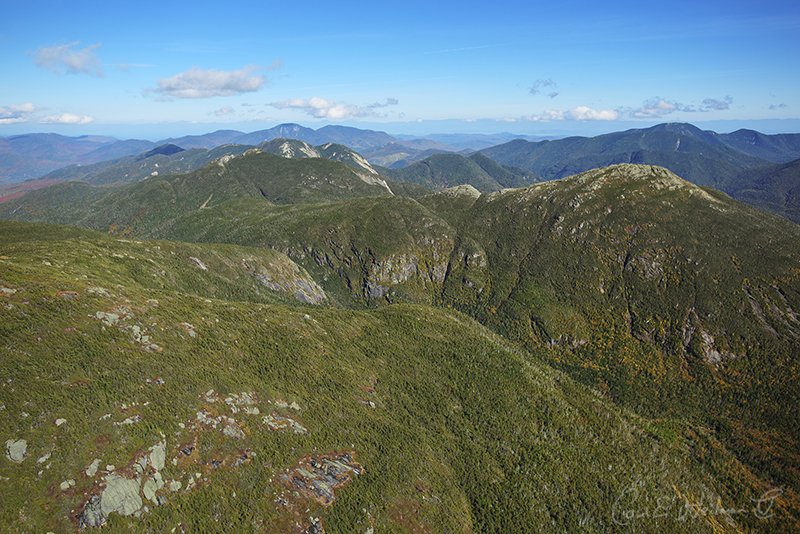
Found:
[6,220,779,533]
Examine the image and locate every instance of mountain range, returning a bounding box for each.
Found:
[0,124,463,185]
[4,122,800,224]
[2,122,800,531]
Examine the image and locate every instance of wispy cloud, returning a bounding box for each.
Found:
[769,103,789,110]
[39,113,94,125]
[113,59,152,73]
[30,42,104,76]
[146,61,282,100]
[211,105,236,116]
[525,106,619,122]
[630,98,685,118]
[529,78,559,98]
[628,96,733,118]
[0,103,38,124]
[701,96,733,111]
[269,97,398,120]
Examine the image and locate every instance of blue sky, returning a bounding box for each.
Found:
[1,0,799,139]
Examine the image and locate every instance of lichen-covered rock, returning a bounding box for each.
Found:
[101,474,142,517]
[142,474,164,503]
[86,458,101,477]
[150,440,166,472]
[5,438,26,462]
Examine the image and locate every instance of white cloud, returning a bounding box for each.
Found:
[147,61,282,100]
[212,105,236,116]
[30,42,104,76]
[628,96,732,118]
[701,96,732,111]
[566,106,619,121]
[0,103,38,124]
[525,106,619,122]
[39,113,94,125]
[269,96,398,120]
[631,98,681,118]
[527,109,564,121]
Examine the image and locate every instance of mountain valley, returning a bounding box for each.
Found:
[2,123,800,533]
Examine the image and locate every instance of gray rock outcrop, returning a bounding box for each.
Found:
[5,439,26,462]
[101,474,142,517]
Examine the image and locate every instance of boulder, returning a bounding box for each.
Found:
[5,439,26,462]
[149,440,166,471]
[101,474,142,517]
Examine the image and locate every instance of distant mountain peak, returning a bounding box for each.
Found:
[256,138,379,175]
[140,144,185,159]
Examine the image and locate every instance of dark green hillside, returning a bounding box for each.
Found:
[0,219,782,533]
[0,150,396,236]
[467,152,539,189]
[727,158,800,225]
[481,128,772,188]
[0,181,110,225]
[380,153,533,193]
[164,195,456,307]
[441,165,800,508]
[386,148,453,169]
[3,162,800,530]
[161,163,800,521]
[716,129,800,163]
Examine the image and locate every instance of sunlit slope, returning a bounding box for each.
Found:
[0,220,779,533]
